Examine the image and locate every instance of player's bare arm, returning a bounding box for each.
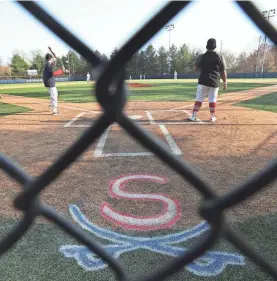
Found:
[221,70,228,90]
[193,54,202,72]
[220,56,228,90]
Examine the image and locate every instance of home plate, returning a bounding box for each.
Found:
[129,115,143,120]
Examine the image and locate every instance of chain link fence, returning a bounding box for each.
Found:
[1,1,277,280]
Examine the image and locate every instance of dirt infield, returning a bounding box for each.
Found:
[0,85,277,230]
[128,82,154,88]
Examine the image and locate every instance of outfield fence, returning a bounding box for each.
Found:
[0,77,69,84]
[1,73,277,85]
[1,1,277,281]
[129,72,277,80]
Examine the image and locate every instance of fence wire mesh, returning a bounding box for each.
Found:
[1,1,277,280]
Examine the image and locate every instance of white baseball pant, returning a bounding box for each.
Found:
[196,84,219,103]
[47,87,58,109]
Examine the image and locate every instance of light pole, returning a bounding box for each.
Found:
[165,24,174,75]
[67,48,71,76]
[255,36,262,77]
[261,9,276,76]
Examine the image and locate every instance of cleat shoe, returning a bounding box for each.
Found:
[52,107,59,115]
[210,116,217,122]
[188,116,201,122]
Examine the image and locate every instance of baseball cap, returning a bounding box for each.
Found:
[206,38,217,50]
[45,53,53,60]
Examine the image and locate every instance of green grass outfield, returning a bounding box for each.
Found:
[235,92,277,113]
[0,79,276,103]
[0,102,32,116]
[0,212,276,281]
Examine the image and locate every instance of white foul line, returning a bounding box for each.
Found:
[181,109,194,116]
[171,103,194,110]
[71,122,206,127]
[146,110,204,125]
[65,125,92,128]
[66,110,205,128]
[34,100,100,114]
[97,152,153,157]
[146,111,156,124]
[64,111,102,128]
[93,126,112,157]
[156,121,206,125]
[59,104,100,113]
[64,112,86,128]
[159,125,182,155]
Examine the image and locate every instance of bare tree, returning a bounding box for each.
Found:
[221,51,236,72]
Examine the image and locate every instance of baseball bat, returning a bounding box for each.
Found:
[48,46,57,59]
[48,46,65,68]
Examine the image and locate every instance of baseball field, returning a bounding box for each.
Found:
[1,78,277,281]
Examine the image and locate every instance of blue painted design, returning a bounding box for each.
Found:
[60,205,245,276]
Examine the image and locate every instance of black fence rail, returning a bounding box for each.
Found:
[1,1,277,280]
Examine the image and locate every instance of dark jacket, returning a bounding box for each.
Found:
[195,51,227,88]
[43,61,55,88]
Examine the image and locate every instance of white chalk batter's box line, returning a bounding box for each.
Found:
[64,112,184,157]
[93,123,182,158]
[63,110,205,128]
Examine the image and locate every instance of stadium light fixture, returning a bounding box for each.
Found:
[165,24,175,75]
[260,9,276,76]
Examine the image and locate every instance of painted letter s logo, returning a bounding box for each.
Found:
[100,174,182,231]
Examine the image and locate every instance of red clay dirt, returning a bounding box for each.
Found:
[0,85,277,232]
[128,82,153,88]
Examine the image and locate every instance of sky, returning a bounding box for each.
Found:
[0,0,277,64]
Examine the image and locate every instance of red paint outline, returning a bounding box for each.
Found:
[100,174,182,231]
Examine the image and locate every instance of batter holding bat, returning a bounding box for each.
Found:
[43,47,68,115]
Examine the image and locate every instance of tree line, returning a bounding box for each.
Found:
[1,42,277,77]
